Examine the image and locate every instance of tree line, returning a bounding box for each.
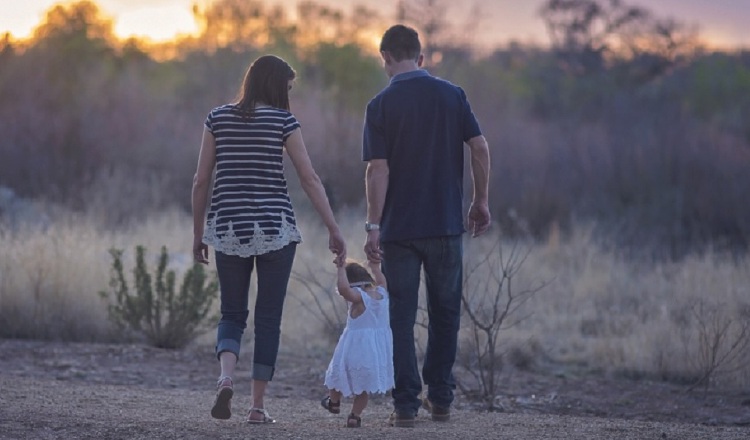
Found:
[0,0,748,258]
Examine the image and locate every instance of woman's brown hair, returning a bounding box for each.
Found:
[235,55,295,116]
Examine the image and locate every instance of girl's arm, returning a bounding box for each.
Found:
[336,265,363,305]
[367,260,387,290]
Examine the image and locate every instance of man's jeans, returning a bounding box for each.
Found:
[214,243,296,381]
[381,236,463,415]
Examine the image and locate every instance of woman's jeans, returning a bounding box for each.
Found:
[214,243,296,382]
[381,236,463,416]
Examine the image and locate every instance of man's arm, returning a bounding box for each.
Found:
[364,159,388,261]
[466,135,491,237]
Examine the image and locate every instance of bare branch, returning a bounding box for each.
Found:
[290,262,343,333]
[458,234,547,409]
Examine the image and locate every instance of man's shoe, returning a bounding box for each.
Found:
[422,397,450,422]
[389,410,416,428]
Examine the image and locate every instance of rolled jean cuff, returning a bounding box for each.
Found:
[216,339,241,361]
[252,363,275,381]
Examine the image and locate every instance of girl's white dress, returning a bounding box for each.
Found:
[324,286,394,397]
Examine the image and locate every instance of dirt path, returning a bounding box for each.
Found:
[0,339,748,439]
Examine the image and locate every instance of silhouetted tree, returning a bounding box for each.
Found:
[0,1,120,199]
[395,0,483,66]
[540,0,697,80]
[396,0,448,63]
[192,0,292,52]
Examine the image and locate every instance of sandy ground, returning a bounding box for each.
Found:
[0,339,748,440]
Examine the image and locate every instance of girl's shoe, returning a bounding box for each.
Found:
[320,396,341,414]
[247,407,276,424]
[210,376,233,420]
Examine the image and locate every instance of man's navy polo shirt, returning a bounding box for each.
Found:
[362,69,482,242]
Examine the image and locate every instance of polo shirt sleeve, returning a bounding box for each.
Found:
[282,112,301,141]
[459,87,482,141]
[362,98,387,161]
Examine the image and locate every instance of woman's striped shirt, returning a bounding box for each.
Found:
[202,104,302,257]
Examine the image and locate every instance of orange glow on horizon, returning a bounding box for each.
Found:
[2,1,199,44]
[3,0,749,52]
[112,4,198,43]
[700,31,746,51]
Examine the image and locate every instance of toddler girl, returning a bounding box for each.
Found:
[320,259,394,427]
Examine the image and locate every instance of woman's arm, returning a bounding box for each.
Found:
[285,128,346,264]
[191,127,216,264]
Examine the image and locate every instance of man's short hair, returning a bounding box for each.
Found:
[380,24,421,62]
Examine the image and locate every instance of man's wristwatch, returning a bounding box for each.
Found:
[365,221,380,232]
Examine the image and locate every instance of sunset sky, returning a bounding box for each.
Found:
[2,0,750,49]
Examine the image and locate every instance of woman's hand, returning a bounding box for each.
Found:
[193,236,209,265]
[329,228,346,266]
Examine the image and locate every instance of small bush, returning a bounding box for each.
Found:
[99,245,218,349]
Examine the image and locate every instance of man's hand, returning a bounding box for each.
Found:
[364,230,383,263]
[467,202,491,237]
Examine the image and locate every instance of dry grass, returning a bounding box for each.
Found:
[1,202,748,389]
[0,206,193,341]
[462,226,750,388]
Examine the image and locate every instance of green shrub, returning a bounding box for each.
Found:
[99,245,218,349]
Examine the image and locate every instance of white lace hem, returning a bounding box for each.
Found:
[203,215,302,257]
[324,365,394,397]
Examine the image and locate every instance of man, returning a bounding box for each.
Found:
[362,24,491,428]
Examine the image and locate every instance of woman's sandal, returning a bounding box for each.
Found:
[346,413,362,428]
[247,407,276,424]
[210,376,234,420]
[320,396,341,414]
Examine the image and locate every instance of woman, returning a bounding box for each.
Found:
[191,55,346,424]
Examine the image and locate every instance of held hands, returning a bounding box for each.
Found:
[363,229,383,263]
[333,255,345,268]
[329,228,347,267]
[467,202,491,237]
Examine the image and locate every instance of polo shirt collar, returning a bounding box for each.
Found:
[390,69,429,84]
